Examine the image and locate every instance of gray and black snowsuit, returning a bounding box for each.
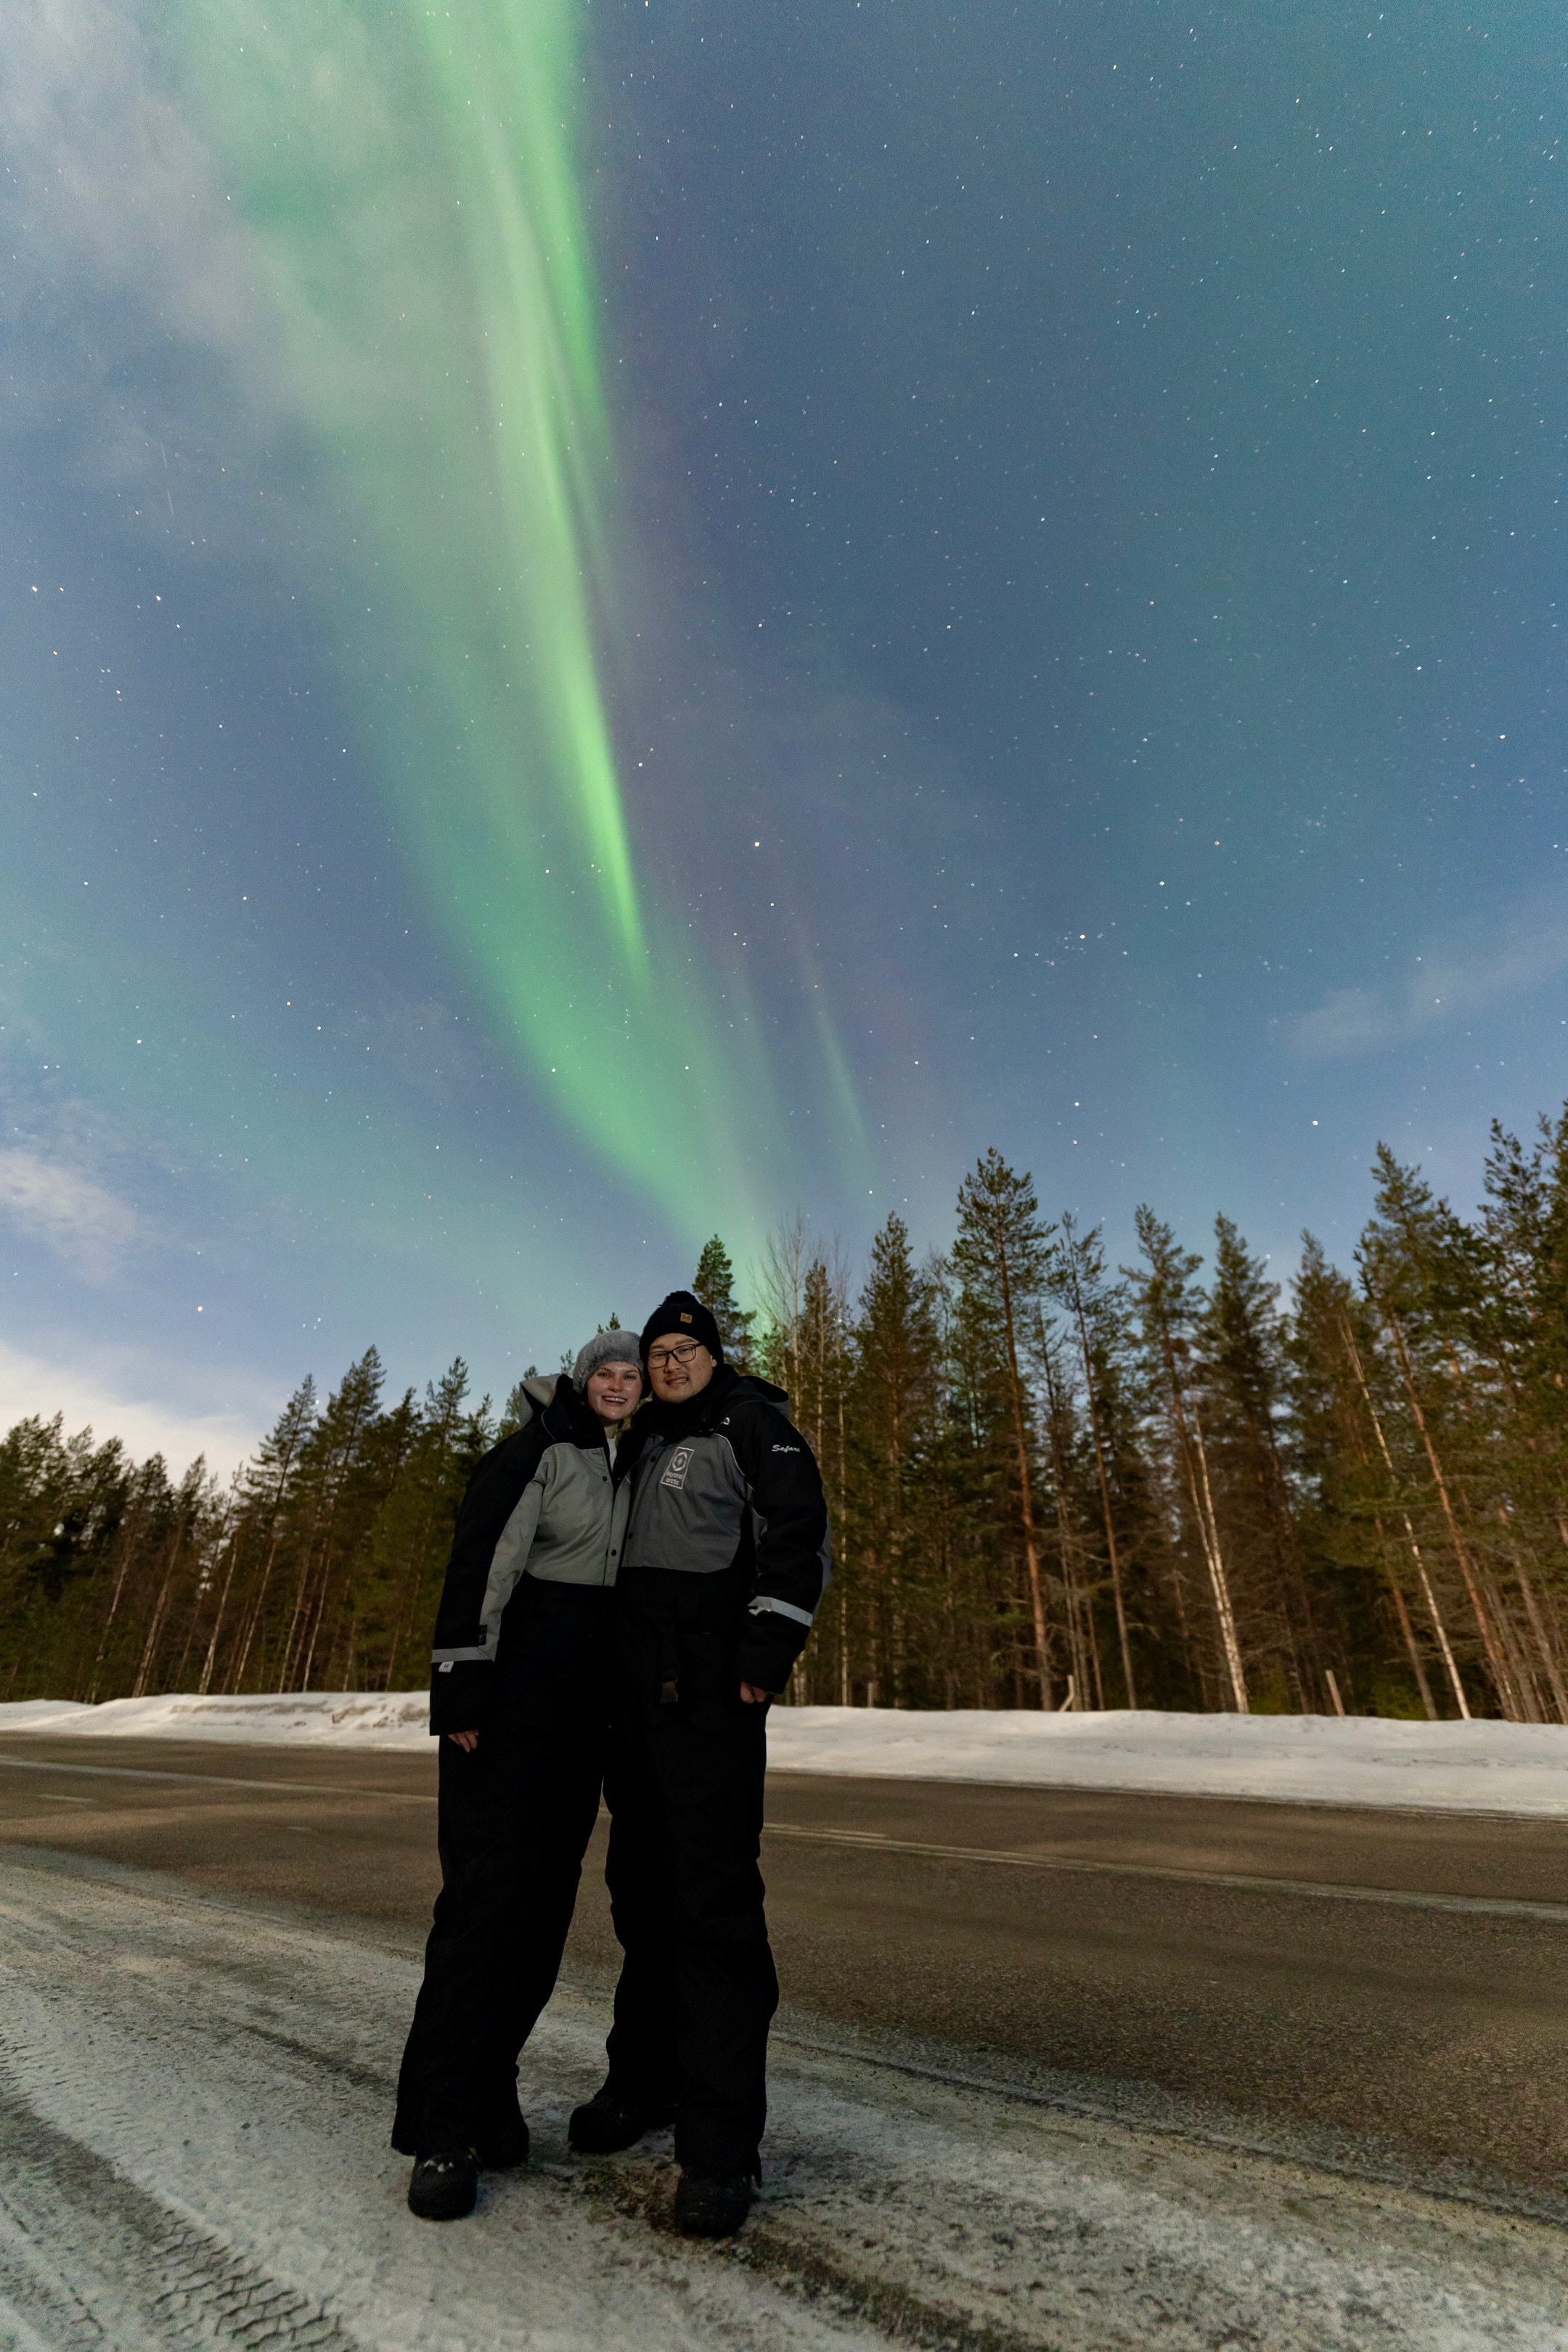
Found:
[601,1366,829,2177]
[393,1373,630,2157]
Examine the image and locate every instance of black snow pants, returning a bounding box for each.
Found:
[600,1561,778,2179]
[392,1577,615,2156]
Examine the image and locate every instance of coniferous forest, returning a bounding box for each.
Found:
[7,1108,1568,1721]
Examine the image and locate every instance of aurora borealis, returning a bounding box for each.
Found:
[157,0,824,1230]
[3,1,1566,1464]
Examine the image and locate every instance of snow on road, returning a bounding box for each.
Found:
[0,1846,1564,2350]
[8,1693,1568,1814]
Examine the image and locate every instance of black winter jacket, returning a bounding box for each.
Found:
[426,1374,629,1734]
[621,1367,830,1692]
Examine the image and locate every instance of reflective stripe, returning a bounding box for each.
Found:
[748,1596,814,1628]
[431,1643,491,1664]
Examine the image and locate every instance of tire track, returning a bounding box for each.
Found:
[0,2080,357,2351]
[1,1848,1567,2351]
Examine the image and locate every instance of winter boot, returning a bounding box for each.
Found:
[673,2168,755,2239]
[407,2149,479,2221]
[568,2091,677,2155]
[476,2109,530,2170]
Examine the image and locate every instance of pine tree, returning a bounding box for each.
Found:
[359,1360,489,1691]
[1199,1215,1329,1711]
[268,1350,387,1692]
[223,1378,317,1692]
[1286,1233,1455,1719]
[951,1150,1054,1704]
[1031,1312,1100,1709]
[1125,1208,1246,1712]
[845,1215,939,1707]
[1047,1215,1143,1708]
[792,1256,854,1696]
[1479,1113,1568,1588]
[1357,1151,1528,1716]
[693,1236,756,1368]
[0,1418,134,1700]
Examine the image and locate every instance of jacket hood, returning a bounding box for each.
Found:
[514,1371,602,1445]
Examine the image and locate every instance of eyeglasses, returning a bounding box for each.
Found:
[647,1339,703,1371]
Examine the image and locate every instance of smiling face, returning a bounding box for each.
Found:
[584,1359,642,1424]
[646,1336,716,1404]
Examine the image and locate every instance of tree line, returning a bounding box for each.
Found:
[6,1105,1568,1720]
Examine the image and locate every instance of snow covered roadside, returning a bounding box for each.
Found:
[768,1706,1568,1816]
[8,1691,1568,1813]
[0,1691,435,1748]
[0,1845,1564,2352]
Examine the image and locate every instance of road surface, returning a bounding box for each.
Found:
[0,1732,1564,2348]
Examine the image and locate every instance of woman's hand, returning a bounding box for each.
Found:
[738,1683,773,1705]
[446,1729,480,1752]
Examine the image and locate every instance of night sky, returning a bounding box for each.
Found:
[2,0,1564,1471]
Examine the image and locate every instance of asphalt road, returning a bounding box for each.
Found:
[1,1732,1565,2213]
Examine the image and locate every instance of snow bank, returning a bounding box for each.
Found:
[4,1691,1568,1811]
[0,1691,432,1748]
[767,1705,1568,1815]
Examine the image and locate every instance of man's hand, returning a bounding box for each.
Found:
[739,1683,774,1706]
[446,1729,480,1752]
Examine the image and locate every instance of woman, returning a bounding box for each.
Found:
[392,1329,644,2221]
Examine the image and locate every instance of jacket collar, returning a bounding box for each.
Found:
[640,1360,741,1445]
[541,1373,614,1449]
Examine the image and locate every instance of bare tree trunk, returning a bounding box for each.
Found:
[1517,1569,1568,1723]
[1165,1533,1197,1694]
[993,1242,1051,1704]
[1341,1320,1471,1719]
[1381,1310,1518,1715]
[1373,1521,1438,1719]
[227,1549,277,1693]
[130,1559,175,1699]
[277,1539,322,1694]
[1187,1402,1249,1713]
[1061,1259,1136,1707]
[1155,1319,1244,1712]
[300,1567,332,1691]
[231,1498,307,1694]
[197,1532,240,1696]
[1040,1342,1093,1712]
[87,1542,138,1705]
[1484,1571,1543,1721]
[170,1587,203,1691]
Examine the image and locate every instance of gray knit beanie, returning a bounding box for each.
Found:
[573,1328,645,1389]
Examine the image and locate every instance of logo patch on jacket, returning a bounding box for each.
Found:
[661,1445,695,1489]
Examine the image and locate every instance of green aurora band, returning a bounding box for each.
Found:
[168,0,862,1242]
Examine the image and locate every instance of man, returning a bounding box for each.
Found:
[568,1291,829,2237]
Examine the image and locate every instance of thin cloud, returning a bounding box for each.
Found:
[1289,901,1568,1061]
[0,1151,138,1281]
[0,1339,265,1482]
[0,1,266,399]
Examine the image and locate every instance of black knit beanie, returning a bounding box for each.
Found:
[640,1290,724,1364]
